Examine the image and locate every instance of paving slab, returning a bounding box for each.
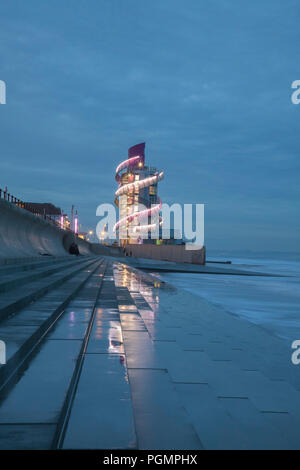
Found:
[122,331,165,370]
[218,396,291,449]
[0,339,81,423]
[128,368,202,450]
[63,354,136,449]
[87,320,124,354]
[0,424,56,450]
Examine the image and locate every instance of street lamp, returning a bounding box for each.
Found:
[74,211,78,234]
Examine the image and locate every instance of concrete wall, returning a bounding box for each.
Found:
[124,243,206,265]
[90,243,122,257]
[0,199,93,258]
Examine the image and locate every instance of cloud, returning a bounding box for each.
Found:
[0,0,299,250]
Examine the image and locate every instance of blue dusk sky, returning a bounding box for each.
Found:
[0,0,299,252]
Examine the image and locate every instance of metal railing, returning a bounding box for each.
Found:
[0,187,72,232]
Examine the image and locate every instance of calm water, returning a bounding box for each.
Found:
[157,251,300,342]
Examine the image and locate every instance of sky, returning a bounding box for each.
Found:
[0,0,299,253]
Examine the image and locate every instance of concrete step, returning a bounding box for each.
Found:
[0,256,68,267]
[0,258,102,391]
[0,257,94,294]
[0,256,72,276]
[0,258,97,323]
[60,264,136,450]
[0,261,107,449]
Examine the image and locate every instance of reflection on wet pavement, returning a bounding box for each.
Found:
[111,261,300,450]
[0,259,300,449]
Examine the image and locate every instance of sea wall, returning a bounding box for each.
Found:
[123,243,206,265]
[90,243,122,257]
[0,199,92,258]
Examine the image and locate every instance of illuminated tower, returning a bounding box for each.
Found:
[114,143,164,245]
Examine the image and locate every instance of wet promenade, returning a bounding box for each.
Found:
[0,257,299,449]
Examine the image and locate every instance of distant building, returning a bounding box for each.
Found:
[24,202,70,230]
[24,202,62,218]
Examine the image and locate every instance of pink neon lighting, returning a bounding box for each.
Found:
[134,217,163,233]
[115,171,164,198]
[113,150,164,234]
[114,200,162,232]
[115,156,140,183]
[74,217,78,234]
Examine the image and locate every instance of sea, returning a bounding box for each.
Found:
[156,251,300,342]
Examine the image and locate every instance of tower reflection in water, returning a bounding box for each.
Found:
[113,263,161,322]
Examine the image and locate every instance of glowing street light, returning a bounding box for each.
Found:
[74,211,78,234]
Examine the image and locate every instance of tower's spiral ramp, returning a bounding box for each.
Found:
[113,144,164,235]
